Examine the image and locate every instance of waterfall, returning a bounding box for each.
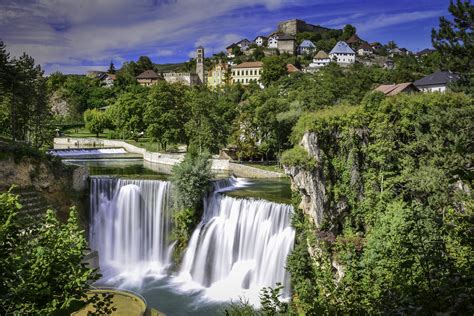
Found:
[89,177,173,282]
[179,178,295,304]
[49,148,127,157]
[89,176,295,306]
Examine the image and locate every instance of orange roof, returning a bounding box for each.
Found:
[374,82,419,96]
[233,61,263,69]
[286,64,300,73]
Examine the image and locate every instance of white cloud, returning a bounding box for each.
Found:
[356,10,443,32]
[1,0,296,73]
[156,49,174,57]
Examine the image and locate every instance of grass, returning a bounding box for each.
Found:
[63,127,113,139]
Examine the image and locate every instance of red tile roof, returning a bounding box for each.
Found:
[286,64,300,73]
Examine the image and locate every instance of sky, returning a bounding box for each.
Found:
[0,0,451,74]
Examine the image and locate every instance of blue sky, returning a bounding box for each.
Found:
[0,0,450,74]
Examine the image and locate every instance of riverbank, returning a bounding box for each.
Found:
[54,137,286,178]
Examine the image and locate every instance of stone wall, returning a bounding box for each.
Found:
[278,40,296,55]
[278,19,331,35]
[54,137,230,171]
[54,137,287,178]
[0,152,89,219]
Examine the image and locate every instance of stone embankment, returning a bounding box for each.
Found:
[54,137,285,178]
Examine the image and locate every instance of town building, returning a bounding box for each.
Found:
[231,61,263,85]
[196,46,205,84]
[384,58,395,70]
[207,62,229,89]
[136,70,163,86]
[389,48,402,57]
[346,34,364,48]
[370,42,382,51]
[102,74,116,88]
[268,33,279,49]
[254,36,268,47]
[161,47,205,86]
[286,64,300,73]
[414,71,460,93]
[357,42,374,56]
[277,34,296,55]
[416,48,436,57]
[226,43,238,58]
[374,83,419,96]
[86,71,116,87]
[297,40,316,55]
[329,41,355,65]
[308,50,331,71]
[237,39,252,51]
[162,72,200,86]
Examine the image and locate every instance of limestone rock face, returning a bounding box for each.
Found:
[0,156,89,218]
[284,132,327,227]
[284,131,364,230]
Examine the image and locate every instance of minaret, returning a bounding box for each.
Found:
[196,46,205,85]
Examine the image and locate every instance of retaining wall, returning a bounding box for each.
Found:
[53,137,284,178]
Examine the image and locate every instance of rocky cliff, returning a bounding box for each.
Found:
[0,144,89,220]
[284,129,366,232]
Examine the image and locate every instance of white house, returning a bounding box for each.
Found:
[231,61,263,85]
[357,42,374,56]
[268,33,279,48]
[414,71,460,93]
[237,39,252,51]
[254,36,268,47]
[297,40,316,55]
[308,50,331,71]
[329,41,355,65]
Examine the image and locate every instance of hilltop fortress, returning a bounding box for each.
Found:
[278,19,332,35]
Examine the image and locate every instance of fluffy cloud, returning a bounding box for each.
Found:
[0,0,446,73]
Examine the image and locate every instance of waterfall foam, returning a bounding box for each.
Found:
[178,177,295,305]
[89,176,295,307]
[89,177,173,285]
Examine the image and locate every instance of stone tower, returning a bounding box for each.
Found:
[196,46,205,85]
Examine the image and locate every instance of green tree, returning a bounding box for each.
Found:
[0,189,99,314]
[136,56,154,73]
[184,88,227,153]
[107,60,116,74]
[170,152,213,261]
[144,82,188,151]
[84,108,109,137]
[387,40,398,49]
[261,56,288,87]
[432,0,473,91]
[109,86,148,139]
[0,42,52,145]
[342,24,356,40]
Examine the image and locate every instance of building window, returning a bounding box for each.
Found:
[246,70,248,75]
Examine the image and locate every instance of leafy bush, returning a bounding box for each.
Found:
[280,146,316,171]
[170,151,213,262]
[0,188,100,314]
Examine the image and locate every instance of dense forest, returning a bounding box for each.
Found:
[0,0,472,314]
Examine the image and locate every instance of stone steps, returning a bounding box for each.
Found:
[12,187,52,225]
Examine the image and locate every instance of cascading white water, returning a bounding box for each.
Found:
[89,176,295,307]
[49,148,127,157]
[179,178,295,304]
[89,177,173,283]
